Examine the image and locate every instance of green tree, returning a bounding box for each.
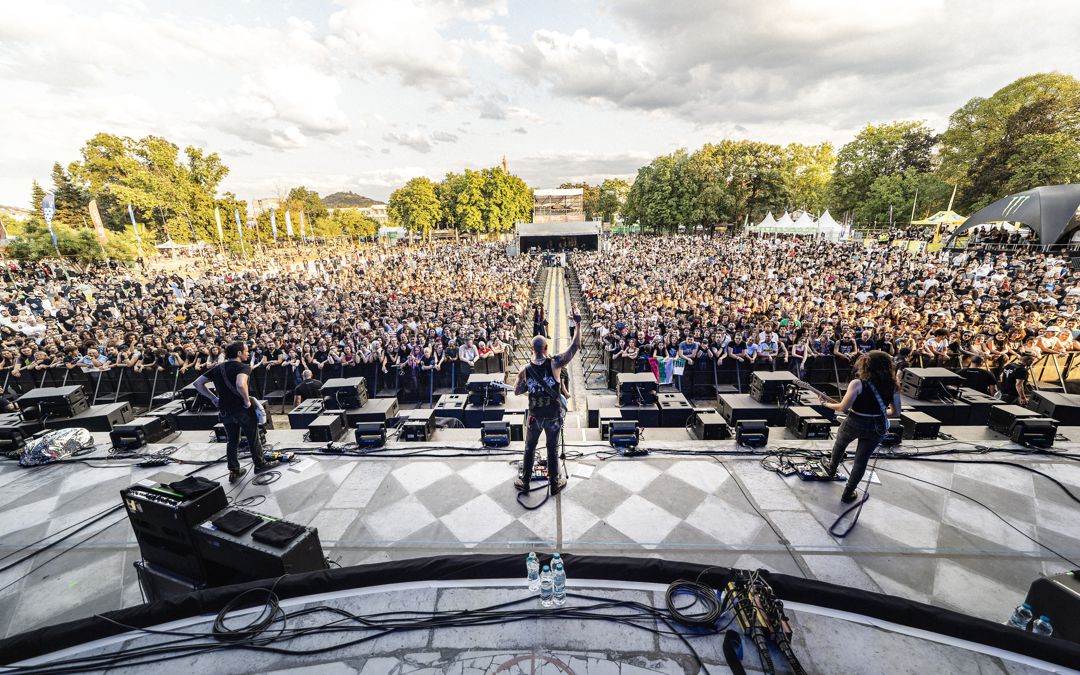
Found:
[7,220,137,267]
[388,176,441,237]
[830,121,936,215]
[51,162,89,227]
[454,170,485,232]
[854,169,952,226]
[559,182,600,220]
[784,143,835,214]
[597,178,629,224]
[330,209,379,239]
[30,180,46,214]
[284,186,329,234]
[939,73,1080,210]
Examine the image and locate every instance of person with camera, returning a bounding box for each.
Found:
[514,305,582,495]
[194,341,269,483]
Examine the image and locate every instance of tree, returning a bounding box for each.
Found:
[51,162,89,227]
[854,169,952,226]
[939,73,1080,210]
[830,121,936,215]
[284,186,329,233]
[30,180,46,214]
[330,209,379,239]
[597,178,629,224]
[388,177,441,237]
[6,219,137,268]
[559,182,600,220]
[783,143,835,214]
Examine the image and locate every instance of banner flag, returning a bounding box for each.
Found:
[648,357,675,385]
[299,211,307,240]
[88,200,107,244]
[285,210,294,237]
[233,208,243,239]
[270,209,278,239]
[41,193,58,248]
[214,207,224,242]
[127,204,141,242]
[672,357,686,376]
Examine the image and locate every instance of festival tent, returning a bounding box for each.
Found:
[816,210,845,240]
[792,211,817,230]
[946,184,1080,246]
[774,211,795,229]
[756,211,778,229]
[911,210,967,228]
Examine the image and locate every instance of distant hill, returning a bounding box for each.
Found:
[0,205,32,222]
[322,191,382,208]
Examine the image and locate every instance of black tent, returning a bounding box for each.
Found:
[947,184,1080,246]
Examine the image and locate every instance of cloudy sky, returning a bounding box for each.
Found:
[1,0,1077,207]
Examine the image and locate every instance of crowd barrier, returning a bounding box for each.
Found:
[0,353,514,411]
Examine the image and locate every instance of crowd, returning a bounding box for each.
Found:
[573,236,1080,385]
[0,242,538,400]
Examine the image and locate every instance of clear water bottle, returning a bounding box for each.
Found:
[552,552,563,573]
[553,561,566,606]
[539,565,554,608]
[526,552,540,591]
[1006,602,1033,630]
[1032,615,1053,637]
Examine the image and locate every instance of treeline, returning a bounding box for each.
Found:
[388,167,532,236]
[621,72,1080,230]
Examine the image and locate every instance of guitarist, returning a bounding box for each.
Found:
[514,305,582,494]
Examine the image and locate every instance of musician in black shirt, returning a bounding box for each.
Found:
[514,306,581,495]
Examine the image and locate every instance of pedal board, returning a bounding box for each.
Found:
[793,461,846,482]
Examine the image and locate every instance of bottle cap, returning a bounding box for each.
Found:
[1039,615,1050,621]
[554,562,563,570]
[1022,602,1032,609]
[542,565,550,572]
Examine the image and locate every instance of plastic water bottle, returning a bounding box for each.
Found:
[552,552,563,572]
[553,561,566,606]
[539,565,554,608]
[526,552,540,591]
[1032,615,1054,637]
[1006,603,1033,630]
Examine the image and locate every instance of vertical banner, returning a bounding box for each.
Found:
[233,208,243,239]
[88,199,107,244]
[214,206,224,243]
[270,209,279,239]
[127,204,141,242]
[889,205,894,227]
[285,210,294,237]
[41,193,59,253]
[299,211,307,243]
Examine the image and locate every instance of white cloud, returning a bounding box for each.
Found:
[513,151,652,188]
[383,130,433,153]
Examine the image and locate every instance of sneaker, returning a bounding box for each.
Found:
[841,488,859,504]
[228,467,247,484]
[550,476,568,495]
[254,463,274,475]
[514,477,530,493]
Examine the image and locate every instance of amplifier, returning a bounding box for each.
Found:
[466,374,506,406]
[121,471,228,582]
[18,386,89,419]
[784,406,831,439]
[0,415,45,455]
[354,421,387,448]
[307,412,347,442]
[988,404,1043,436]
[321,377,369,410]
[43,402,134,432]
[657,392,693,427]
[147,400,187,418]
[598,408,623,440]
[503,413,525,442]
[434,394,467,421]
[194,508,326,585]
[616,372,657,406]
[1025,570,1080,644]
[481,420,510,447]
[735,420,769,447]
[345,397,400,426]
[180,382,217,412]
[134,560,205,603]
[1028,391,1080,426]
[749,371,800,403]
[1011,418,1058,448]
[881,418,903,446]
[900,411,941,440]
[110,414,180,449]
[401,408,436,441]
[902,367,965,388]
[690,408,730,440]
[288,398,325,429]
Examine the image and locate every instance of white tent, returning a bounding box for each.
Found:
[756,211,778,229]
[774,211,795,230]
[816,210,845,240]
[792,211,817,230]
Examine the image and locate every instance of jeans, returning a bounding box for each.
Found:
[829,414,884,493]
[522,414,562,484]
[220,406,264,472]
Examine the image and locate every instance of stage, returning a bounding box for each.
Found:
[1,427,1078,650]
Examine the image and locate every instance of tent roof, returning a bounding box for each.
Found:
[775,211,794,227]
[533,188,583,197]
[911,210,967,226]
[757,211,778,228]
[793,212,816,228]
[948,184,1080,246]
[517,220,601,237]
[817,210,842,230]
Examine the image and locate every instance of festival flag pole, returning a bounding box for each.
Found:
[128,204,144,265]
[234,208,247,258]
[909,188,919,224]
[41,193,60,257]
[214,206,225,256]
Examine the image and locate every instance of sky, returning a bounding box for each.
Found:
[1,0,1078,208]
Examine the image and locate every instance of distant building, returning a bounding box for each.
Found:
[533,188,584,224]
[253,198,282,214]
[359,203,389,224]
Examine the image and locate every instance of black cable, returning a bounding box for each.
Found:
[665,579,722,627]
[212,582,285,643]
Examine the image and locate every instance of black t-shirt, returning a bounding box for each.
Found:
[296,378,323,401]
[999,363,1029,399]
[209,360,252,413]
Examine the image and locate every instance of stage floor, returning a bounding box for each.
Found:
[1,429,1078,643]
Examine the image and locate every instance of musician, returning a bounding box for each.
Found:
[822,351,902,503]
[514,306,581,494]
